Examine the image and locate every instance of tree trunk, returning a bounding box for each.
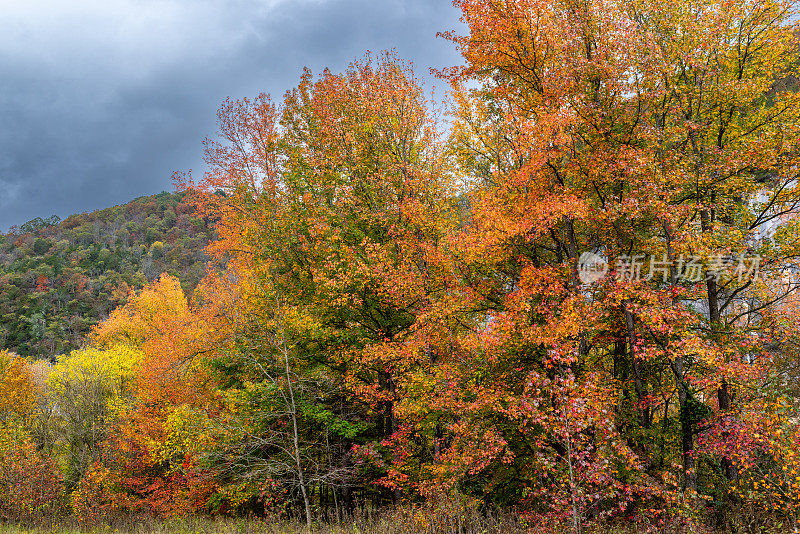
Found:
[279,314,313,530]
[624,304,650,429]
[671,357,696,490]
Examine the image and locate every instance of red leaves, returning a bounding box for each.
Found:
[0,431,63,523]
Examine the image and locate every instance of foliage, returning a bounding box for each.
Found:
[46,344,142,488]
[7,1,800,531]
[0,423,64,523]
[0,192,213,359]
[0,350,35,422]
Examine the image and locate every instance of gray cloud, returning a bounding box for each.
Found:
[0,0,464,230]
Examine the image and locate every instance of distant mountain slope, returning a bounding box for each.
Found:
[0,191,214,358]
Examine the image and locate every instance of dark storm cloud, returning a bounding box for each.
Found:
[0,0,465,230]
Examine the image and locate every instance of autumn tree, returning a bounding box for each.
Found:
[432,0,800,528]
[0,351,64,522]
[179,52,459,518]
[0,350,35,423]
[46,344,141,488]
[62,275,220,518]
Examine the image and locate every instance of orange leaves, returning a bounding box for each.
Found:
[66,273,224,517]
[437,0,800,522]
[34,273,48,292]
[71,462,137,524]
[91,274,215,406]
[92,274,189,349]
[0,351,35,423]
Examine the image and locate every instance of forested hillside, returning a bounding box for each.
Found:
[0,192,213,358]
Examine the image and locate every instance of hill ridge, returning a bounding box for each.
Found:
[0,191,214,358]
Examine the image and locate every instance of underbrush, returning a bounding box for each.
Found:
[0,511,525,534]
[0,502,795,534]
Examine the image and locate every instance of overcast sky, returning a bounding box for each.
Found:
[0,0,465,230]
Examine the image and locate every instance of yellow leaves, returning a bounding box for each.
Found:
[157,405,214,465]
[214,481,259,509]
[92,274,191,349]
[48,344,143,408]
[0,350,35,423]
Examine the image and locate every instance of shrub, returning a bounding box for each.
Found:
[0,424,64,523]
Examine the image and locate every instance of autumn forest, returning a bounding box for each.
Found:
[3,0,800,532]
